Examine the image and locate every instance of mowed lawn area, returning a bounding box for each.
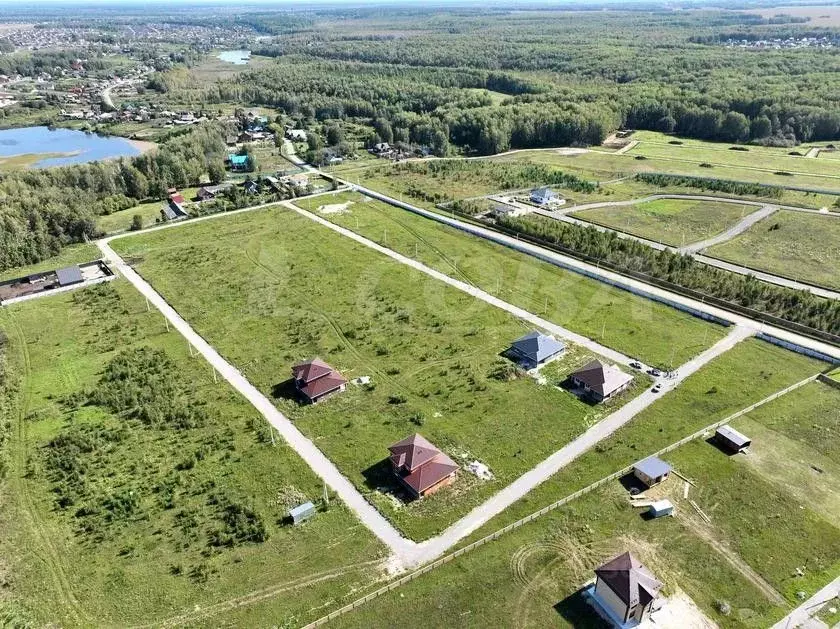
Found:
[626,131,840,180]
[573,198,756,247]
[491,149,840,206]
[707,210,840,291]
[294,191,726,368]
[320,345,838,629]
[113,207,649,539]
[0,280,386,628]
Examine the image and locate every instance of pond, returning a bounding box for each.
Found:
[0,126,143,168]
[217,50,251,65]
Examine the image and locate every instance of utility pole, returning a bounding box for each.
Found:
[188,342,194,358]
[212,366,218,384]
[164,317,169,332]
[270,426,276,446]
[145,297,151,312]
[323,482,329,505]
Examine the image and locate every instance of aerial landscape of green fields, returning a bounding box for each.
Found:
[0,1,839,627]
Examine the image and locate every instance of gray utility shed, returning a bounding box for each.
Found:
[56,265,84,287]
[633,457,672,487]
[509,331,565,367]
[289,501,316,525]
[715,425,752,453]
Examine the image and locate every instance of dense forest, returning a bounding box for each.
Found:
[499,214,840,337]
[0,124,229,272]
[148,7,840,152]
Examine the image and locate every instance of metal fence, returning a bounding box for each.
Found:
[302,373,819,628]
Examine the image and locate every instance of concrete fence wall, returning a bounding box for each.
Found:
[302,373,819,628]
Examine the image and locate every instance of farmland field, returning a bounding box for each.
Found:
[294,191,726,368]
[706,210,840,291]
[573,198,755,247]
[0,280,386,627]
[112,206,649,540]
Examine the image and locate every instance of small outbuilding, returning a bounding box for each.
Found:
[714,424,752,454]
[591,551,663,627]
[633,457,672,488]
[648,499,674,519]
[289,501,316,525]
[509,331,565,368]
[570,360,633,403]
[56,265,84,287]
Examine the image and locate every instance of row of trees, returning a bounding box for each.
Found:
[221,9,840,147]
[498,214,840,336]
[0,124,229,272]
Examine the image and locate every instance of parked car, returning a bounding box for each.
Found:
[652,384,661,393]
[647,368,661,377]
[630,361,642,369]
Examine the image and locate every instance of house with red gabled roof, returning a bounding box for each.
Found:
[388,434,458,499]
[292,358,347,404]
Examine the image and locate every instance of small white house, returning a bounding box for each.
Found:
[530,186,565,206]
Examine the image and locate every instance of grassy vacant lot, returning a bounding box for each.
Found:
[295,191,725,368]
[113,206,651,539]
[0,280,386,627]
[627,131,840,180]
[707,210,840,290]
[97,199,164,234]
[731,381,840,526]
[573,198,755,247]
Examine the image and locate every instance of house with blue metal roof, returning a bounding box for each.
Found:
[227,153,250,171]
[509,331,566,368]
[633,457,672,487]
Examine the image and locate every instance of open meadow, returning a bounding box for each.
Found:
[0,279,386,627]
[572,198,756,247]
[113,206,652,540]
[294,191,726,368]
[706,210,840,291]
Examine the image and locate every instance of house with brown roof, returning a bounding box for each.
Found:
[388,434,458,499]
[570,360,633,403]
[291,358,347,404]
[591,551,663,627]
